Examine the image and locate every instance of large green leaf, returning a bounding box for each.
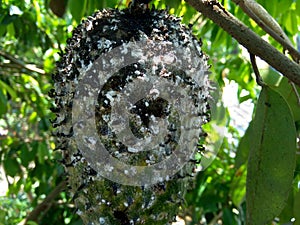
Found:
[261,68,300,122]
[246,87,296,225]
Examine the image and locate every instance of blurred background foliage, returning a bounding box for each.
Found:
[0,0,299,224]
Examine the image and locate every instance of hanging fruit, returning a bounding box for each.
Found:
[51,3,210,225]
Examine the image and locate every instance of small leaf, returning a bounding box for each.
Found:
[246,87,296,225]
[0,80,17,100]
[3,156,20,177]
[19,144,32,167]
[0,88,7,116]
[37,141,49,164]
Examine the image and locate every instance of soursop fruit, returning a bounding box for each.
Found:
[51,4,210,225]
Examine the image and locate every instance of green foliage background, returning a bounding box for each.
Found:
[0,0,299,224]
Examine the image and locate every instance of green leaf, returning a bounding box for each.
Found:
[3,156,20,177]
[261,68,300,122]
[68,0,87,23]
[1,14,19,25]
[261,0,276,17]
[26,221,39,225]
[37,141,49,164]
[0,205,6,222]
[246,87,296,225]
[165,0,181,9]
[278,188,294,223]
[297,0,300,14]
[277,0,293,14]
[0,80,17,100]
[235,122,253,169]
[86,0,96,15]
[222,207,238,225]
[230,164,247,207]
[294,190,300,225]
[19,144,32,167]
[283,9,298,34]
[0,88,7,116]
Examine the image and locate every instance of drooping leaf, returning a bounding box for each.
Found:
[230,164,247,207]
[246,86,296,225]
[235,121,253,169]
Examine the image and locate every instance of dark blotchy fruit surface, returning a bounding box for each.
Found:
[52,7,210,225]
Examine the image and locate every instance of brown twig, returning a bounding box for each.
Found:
[0,50,46,75]
[250,53,265,86]
[207,210,223,225]
[290,82,300,105]
[18,180,67,225]
[185,0,300,86]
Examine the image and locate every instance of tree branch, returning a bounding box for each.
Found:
[18,180,67,225]
[185,0,300,87]
[0,50,46,75]
[232,0,300,62]
[207,210,223,225]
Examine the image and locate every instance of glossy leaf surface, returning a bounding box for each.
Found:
[246,87,296,225]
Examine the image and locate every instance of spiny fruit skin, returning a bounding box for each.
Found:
[52,7,210,225]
